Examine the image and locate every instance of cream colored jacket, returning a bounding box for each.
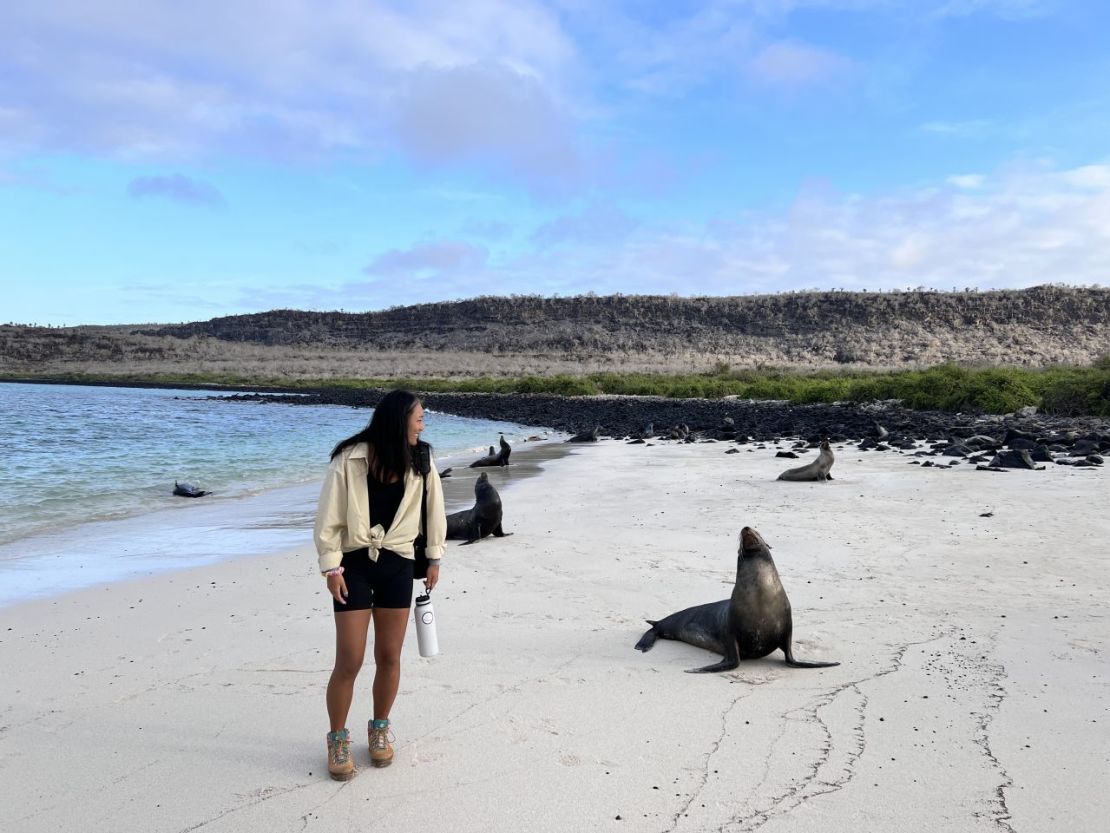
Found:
[313,442,447,574]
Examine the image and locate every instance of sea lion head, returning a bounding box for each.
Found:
[476,472,489,485]
[739,526,772,557]
[820,439,831,451]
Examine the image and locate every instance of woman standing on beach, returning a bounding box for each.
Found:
[313,390,447,779]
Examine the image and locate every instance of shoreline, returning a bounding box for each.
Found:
[1,438,1106,831]
[0,435,570,610]
[6,377,1110,440]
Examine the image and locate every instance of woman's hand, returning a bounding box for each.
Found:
[424,564,440,593]
[327,572,348,604]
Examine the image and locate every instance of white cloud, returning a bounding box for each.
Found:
[364,240,489,279]
[391,62,584,192]
[198,161,1108,317]
[416,161,1110,300]
[0,1,579,173]
[946,174,986,189]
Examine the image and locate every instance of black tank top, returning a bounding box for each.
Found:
[368,473,405,532]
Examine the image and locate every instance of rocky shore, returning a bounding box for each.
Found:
[225,388,1110,466]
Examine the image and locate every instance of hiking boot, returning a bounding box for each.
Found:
[368,719,394,768]
[326,728,355,781]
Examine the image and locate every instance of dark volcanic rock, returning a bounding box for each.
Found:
[217,388,1110,453]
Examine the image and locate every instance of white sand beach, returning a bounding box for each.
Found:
[1,439,1107,832]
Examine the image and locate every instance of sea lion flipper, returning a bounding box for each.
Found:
[784,659,840,668]
[686,639,739,673]
[634,627,659,652]
[685,657,739,674]
[782,640,840,668]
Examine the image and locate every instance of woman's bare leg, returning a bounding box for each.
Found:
[370,607,410,720]
[327,609,372,732]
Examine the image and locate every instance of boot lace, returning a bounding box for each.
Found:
[369,726,394,751]
[328,732,351,765]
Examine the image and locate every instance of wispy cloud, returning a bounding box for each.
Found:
[921,119,996,138]
[530,203,637,247]
[364,240,489,279]
[460,218,514,241]
[932,0,1055,20]
[747,41,856,89]
[946,174,986,189]
[127,173,225,206]
[248,162,1110,313]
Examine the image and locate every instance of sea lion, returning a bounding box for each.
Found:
[777,440,835,481]
[634,527,839,673]
[568,426,601,443]
[469,442,509,468]
[445,472,512,544]
[173,481,210,498]
[499,434,511,464]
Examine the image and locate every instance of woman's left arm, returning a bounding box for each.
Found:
[424,456,448,560]
[422,456,447,591]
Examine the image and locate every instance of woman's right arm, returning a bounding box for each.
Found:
[314,459,348,575]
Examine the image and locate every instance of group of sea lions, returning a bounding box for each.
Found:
[444,435,515,544]
[487,425,840,674]
[469,434,512,467]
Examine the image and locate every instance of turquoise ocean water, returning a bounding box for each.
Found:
[0,383,539,606]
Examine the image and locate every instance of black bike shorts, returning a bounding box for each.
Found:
[333,547,414,612]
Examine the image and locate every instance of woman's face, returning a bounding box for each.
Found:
[407,402,425,445]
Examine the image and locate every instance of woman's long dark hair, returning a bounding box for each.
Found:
[329,389,426,481]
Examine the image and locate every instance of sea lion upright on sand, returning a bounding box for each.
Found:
[777,440,835,481]
[469,441,509,468]
[635,527,839,673]
[445,472,512,544]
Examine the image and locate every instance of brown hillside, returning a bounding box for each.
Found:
[2,286,1108,379]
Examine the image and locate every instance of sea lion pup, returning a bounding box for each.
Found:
[777,440,835,481]
[173,481,210,498]
[635,527,839,673]
[499,434,511,464]
[445,472,512,544]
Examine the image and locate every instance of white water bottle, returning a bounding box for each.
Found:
[414,593,439,657]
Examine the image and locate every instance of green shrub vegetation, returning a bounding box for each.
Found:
[6,361,1108,416]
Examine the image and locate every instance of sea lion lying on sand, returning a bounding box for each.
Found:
[568,426,601,443]
[635,527,839,673]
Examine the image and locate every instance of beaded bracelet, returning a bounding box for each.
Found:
[324,566,345,577]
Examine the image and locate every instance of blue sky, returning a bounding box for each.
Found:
[2,0,1109,325]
